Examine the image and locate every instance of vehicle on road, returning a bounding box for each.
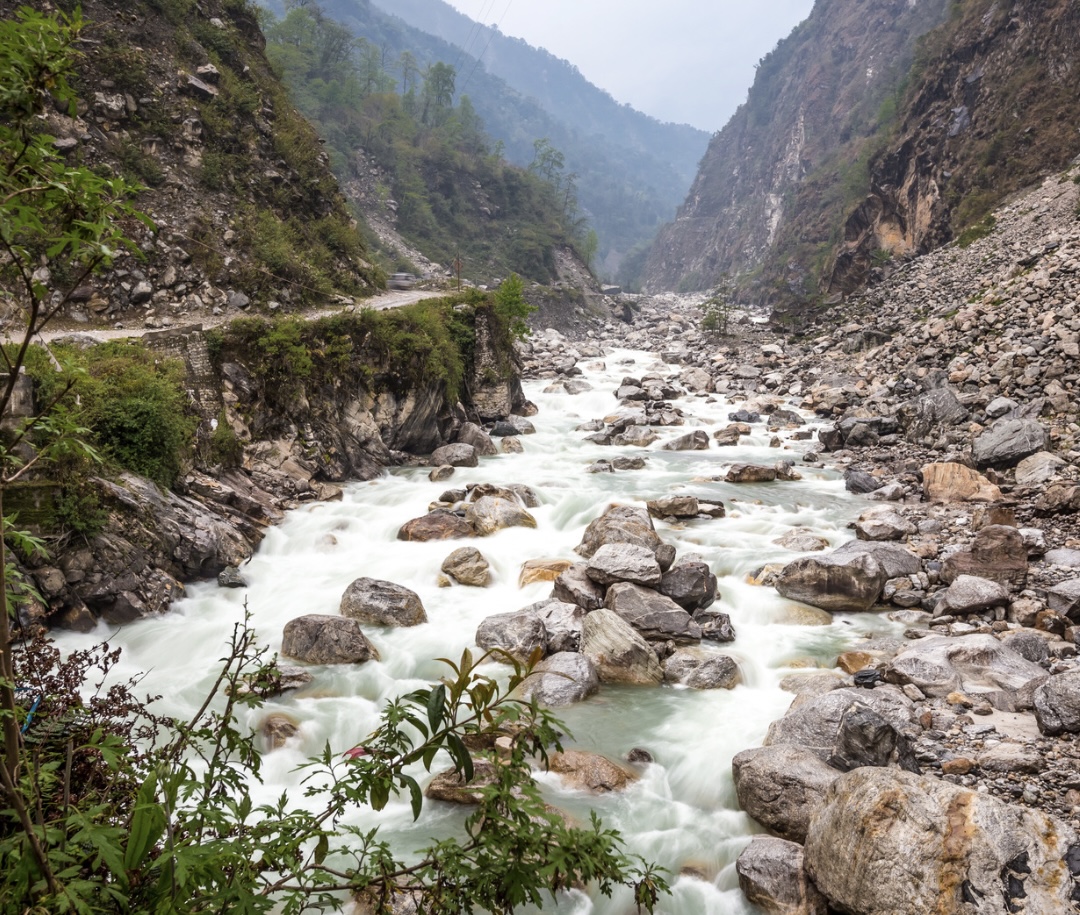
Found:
[389,272,416,290]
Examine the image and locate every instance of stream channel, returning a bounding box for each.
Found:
[58,347,901,914]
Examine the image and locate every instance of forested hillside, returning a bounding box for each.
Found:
[286,0,708,278]
[262,3,586,283]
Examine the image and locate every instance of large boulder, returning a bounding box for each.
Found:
[922,462,1003,503]
[552,563,604,611]
[281,615,380,665]
[474,611,547,663]
[764,687,918,771]
[525,599,585,653]
[585,543,662,587]
[774,551,887,613]
[465,496,537,536]
[804,767,1079,915]
[339,578,427,627]
[662,648,739,689]
[898,383,968,441]
[829,541,921,579]
[549,750,637,793]
[1033,671,1080,735]
[580,609,663,685]
[456,422,497,457]
[519,652,599,707]
[1015,451,1065,486]
[885,634,1047,710]
[425,760,502,804]
[646,495,700,518]
[661,430,709,451]
[604,582,702,643]
[941,524,1027,588]
[575,504,662,558]
[430,443,478,468]
[972,418,1050,468]
[397,510,474,542]
[658,561,717,611]
[938,575,1009,616]
[727,463,777,483]
[440,547,491,587]
[732,745,840,843]
[737,837,828,915]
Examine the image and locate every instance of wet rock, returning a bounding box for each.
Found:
[713,425,743,446]
[397,510,474,542]
[844,470,882,494]
[737,837,828,915]
[804,768,1078,915]
[525,599,585,653]
[732,744,840,843]
[456,422,497,456]
[519,558,574,587]
[775,530,830,552]
[340,577,427,627]
[727,463,777,483]
[1033,671,1080,735]
[430,443,478,467]
[552,563,605,611]
[441,547,491,587]
[519,652,599,707]
[972,418,1050,468]
[217,565,247,588]
[575,504,662,558]
[775,551,887,613]
[580,608,663,685]
[586,543,662,587]
[549,750,637,792]
[921,461,1002,502]
[658,561,717,611]
[475,611,547,663]
[425,760,502,804]
[428,464,454,482]
[604,582,702,643]
[261,713,298,751]
[661,430,709,451]
[465,496,537,536]
[646,495,699,518]
[282,615,380,665]
[693,606,736,642]
[662,648,740,689]
[611,426,658,447]
[885,634,1047,710]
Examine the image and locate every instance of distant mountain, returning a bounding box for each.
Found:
[328,0,709,277]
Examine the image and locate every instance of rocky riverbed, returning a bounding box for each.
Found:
[511,160,1080,913]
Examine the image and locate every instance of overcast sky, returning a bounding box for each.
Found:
[443,0,815,131]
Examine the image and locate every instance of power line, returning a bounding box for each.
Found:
[451,0,498,77]
[459,0,514,97]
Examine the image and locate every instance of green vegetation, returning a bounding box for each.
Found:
[263,2,589,282]
[493,273,536,340]
[956,214,997,248]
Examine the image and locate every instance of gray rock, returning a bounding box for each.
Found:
[898,384,968,441]
[430,443,478,468]
[1046,548,1080,569]
[282,615,380,665]
[506,415,536,434]
[830,540,921,578]
[397,510,474,541]
[775,551,887,613]
[972,418,1050,468]
[986,396,1019,419]
[552,563,605,611]
[440,547,491,587]
[854,511,913,542]
[465,496,537,535]
[611,426,659,447]
[519,652,599,707]
[474,611,547,663]
[646,495,699,518]
[428,464,454,482]
[526,599,585,653]
[130,281,153,304]
[658,561,717,611]
[939,574,1010,615]
[764,686,917,766]
[727,463,777,483]
[941,524,1027,588]
[580,608,663,685]
[661,430,709,451]
[604,582,702,643]
[1015,451,1065,486]
[844,470,882,494]
[693,606,736,642]
[456,422,497,457]
[1047,579,1080,618]
[775,530,830,552]
[585,543,662,587]
[575,504,661,558]
[804,768,1078,915]
[662,648,739,689]
[1034,670,1080,735]
[885,634,1047,710]
[340,577,427,627]
[217,565,247,588]
[732,744,840,843]
[737,837,828,915]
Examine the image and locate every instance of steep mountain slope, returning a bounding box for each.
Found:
[829,0,1080,296]
[1,0,379,330]
[642,0,951,297]
[312,0,708,275]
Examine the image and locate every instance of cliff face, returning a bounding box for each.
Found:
[829,0,1080,295]
[642,0,950,296]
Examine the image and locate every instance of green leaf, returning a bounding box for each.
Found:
[401,774,423,820]
[426,683,445,734]
[314,834,329,866]
[124,772,167,871]
[447,733,473,782]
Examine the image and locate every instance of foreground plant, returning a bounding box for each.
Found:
[1,622,666,913]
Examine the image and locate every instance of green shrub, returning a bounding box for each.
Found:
[209,408,244,468]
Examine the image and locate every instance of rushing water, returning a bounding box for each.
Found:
[57,348,899,914]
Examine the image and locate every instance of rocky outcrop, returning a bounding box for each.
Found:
[281,615,380,665]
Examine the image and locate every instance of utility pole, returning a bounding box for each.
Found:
[453,253,462,291]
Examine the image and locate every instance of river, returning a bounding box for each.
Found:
[57,346,898,913]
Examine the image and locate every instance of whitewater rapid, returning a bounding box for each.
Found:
[57,347,898,913]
